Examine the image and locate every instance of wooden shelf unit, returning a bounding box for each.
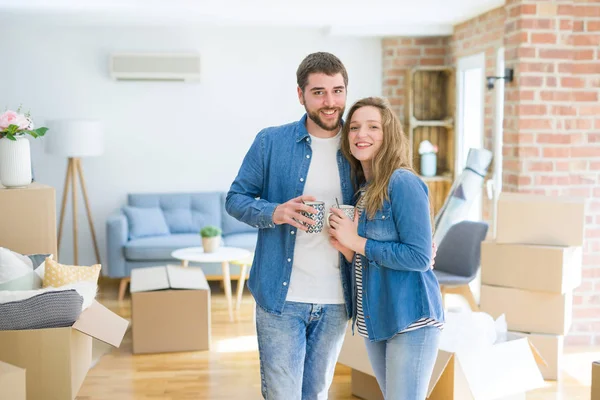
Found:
[405,66,456,215]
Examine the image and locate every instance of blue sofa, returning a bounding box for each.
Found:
[106,192,257,297]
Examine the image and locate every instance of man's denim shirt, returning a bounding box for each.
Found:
[226,114,355,318]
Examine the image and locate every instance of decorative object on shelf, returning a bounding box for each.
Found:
[405,66,455,215]
[419,140,439,178]
[44,120,104,265]
[200,225,222,253]
[0,108,48,188]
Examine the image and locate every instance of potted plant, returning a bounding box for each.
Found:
[200,225,222,253]
[418,140,439,178]
[0,107,48,188]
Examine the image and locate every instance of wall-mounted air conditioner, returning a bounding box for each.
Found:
[109,53,201,82]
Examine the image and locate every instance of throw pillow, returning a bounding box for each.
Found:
[0,251,50,291]
[122,206,170,239]
[43,257,101,288]
[0,247,31,284]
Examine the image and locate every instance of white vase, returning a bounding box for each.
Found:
[0,136,32,188]
[202,236,221,253]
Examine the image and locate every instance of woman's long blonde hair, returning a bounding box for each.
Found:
[341,97,415,218]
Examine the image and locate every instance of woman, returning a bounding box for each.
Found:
[328,97,444,400]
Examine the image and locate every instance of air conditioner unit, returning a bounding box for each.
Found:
[109,53,201,82]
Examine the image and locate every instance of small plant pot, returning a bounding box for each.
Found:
[202,236,221,253]
[420,153,437,177]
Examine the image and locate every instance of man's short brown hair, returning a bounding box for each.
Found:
[296,52,349,93]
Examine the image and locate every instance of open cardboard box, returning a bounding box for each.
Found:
[0,301,129,400]
[131,265,211,354]
[338,323,546,400]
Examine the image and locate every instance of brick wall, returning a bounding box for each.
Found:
[503,0,600,345]
[382,37,448,123]
[382,0,600,344]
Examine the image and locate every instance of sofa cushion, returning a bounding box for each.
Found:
[125,234,202,261]
[123,206,170,239]
[129,193,222,235]
[43,257,102,288]
[223,233,258,251]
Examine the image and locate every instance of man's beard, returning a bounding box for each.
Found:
[306,107,344,132]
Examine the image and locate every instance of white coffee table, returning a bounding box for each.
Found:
[171,246,251,322]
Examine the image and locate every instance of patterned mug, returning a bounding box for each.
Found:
[300,201,325,234]
[326,205,355,228]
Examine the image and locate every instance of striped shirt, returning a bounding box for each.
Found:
[354,192,444,338]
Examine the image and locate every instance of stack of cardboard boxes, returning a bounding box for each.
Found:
[0,183,129,400]
[480,193,585,381]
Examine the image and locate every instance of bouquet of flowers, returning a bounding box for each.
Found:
[0,107,48,141]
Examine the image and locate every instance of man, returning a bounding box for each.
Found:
[226,52,354,399]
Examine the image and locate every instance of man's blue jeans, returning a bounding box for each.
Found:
[255,301,348,400]
[364,326,441,400]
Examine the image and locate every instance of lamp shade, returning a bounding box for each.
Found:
[45,119,104,157]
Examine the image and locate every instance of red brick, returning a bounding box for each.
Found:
[561,77,587,88]
[425,47,447,56]
[588,21,600,32]
[384,78,399,86]
[543,147,571,158]
[580,105,600,116]
[558,63,573,74]
[561,19,575,31]
[538,48,573,60]
[574,5,600,18]
[591,161,600,170]
[574,49,595,60]
[419,57,446,66]
[518,18,554,30]
[537,133,571,144]
[588,133,600,143]
[574,20,585,32]
[382,38,399,47]
[540,91,573,102]
[574,92,599,102]
[572,174,597,185]
[400,38,413,45]
[565,119,593,130]
[558,4,574,16]
[519,76,544,87]
[536,175,571,186]
[393,58,419,67]
[573,34,600,46]
[395,48,423,57]
[518,104,547,116]
[574,308,600,319]
[531,33,557,44]
[527,161,553,172]
[505,89,535,102]
[572,63,600,75]
[519,62,555,73]
[414,37,445,46]
[384,68,405,77]
[519,118,553,130]
[551,105,578,116]
[572,146,600,157]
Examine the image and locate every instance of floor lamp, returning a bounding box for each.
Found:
[45,120,104,265]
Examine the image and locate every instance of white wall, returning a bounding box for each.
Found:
[0,24,382,266]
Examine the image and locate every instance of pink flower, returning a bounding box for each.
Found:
[0,110,30,131]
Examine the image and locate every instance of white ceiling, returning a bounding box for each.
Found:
[0,0,505,36]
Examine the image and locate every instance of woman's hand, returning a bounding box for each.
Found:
[328,207,366,256]
[329,236,354,263]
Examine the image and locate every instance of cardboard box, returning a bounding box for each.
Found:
[592,361,600,400]
[0,183,57,257]
[131,265,211,354]
[481,241,582,293]
[0,360,26,400]
[338,326,544,400]
[480,285,572,335]
[351,369,383,400]
[427,332,545,400]
[0,301,128,400]
[511,332,563,380]
[496,193,585,246]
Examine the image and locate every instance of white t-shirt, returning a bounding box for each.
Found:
[286,131,345,304]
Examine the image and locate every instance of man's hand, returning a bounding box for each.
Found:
[272,195,318,232]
